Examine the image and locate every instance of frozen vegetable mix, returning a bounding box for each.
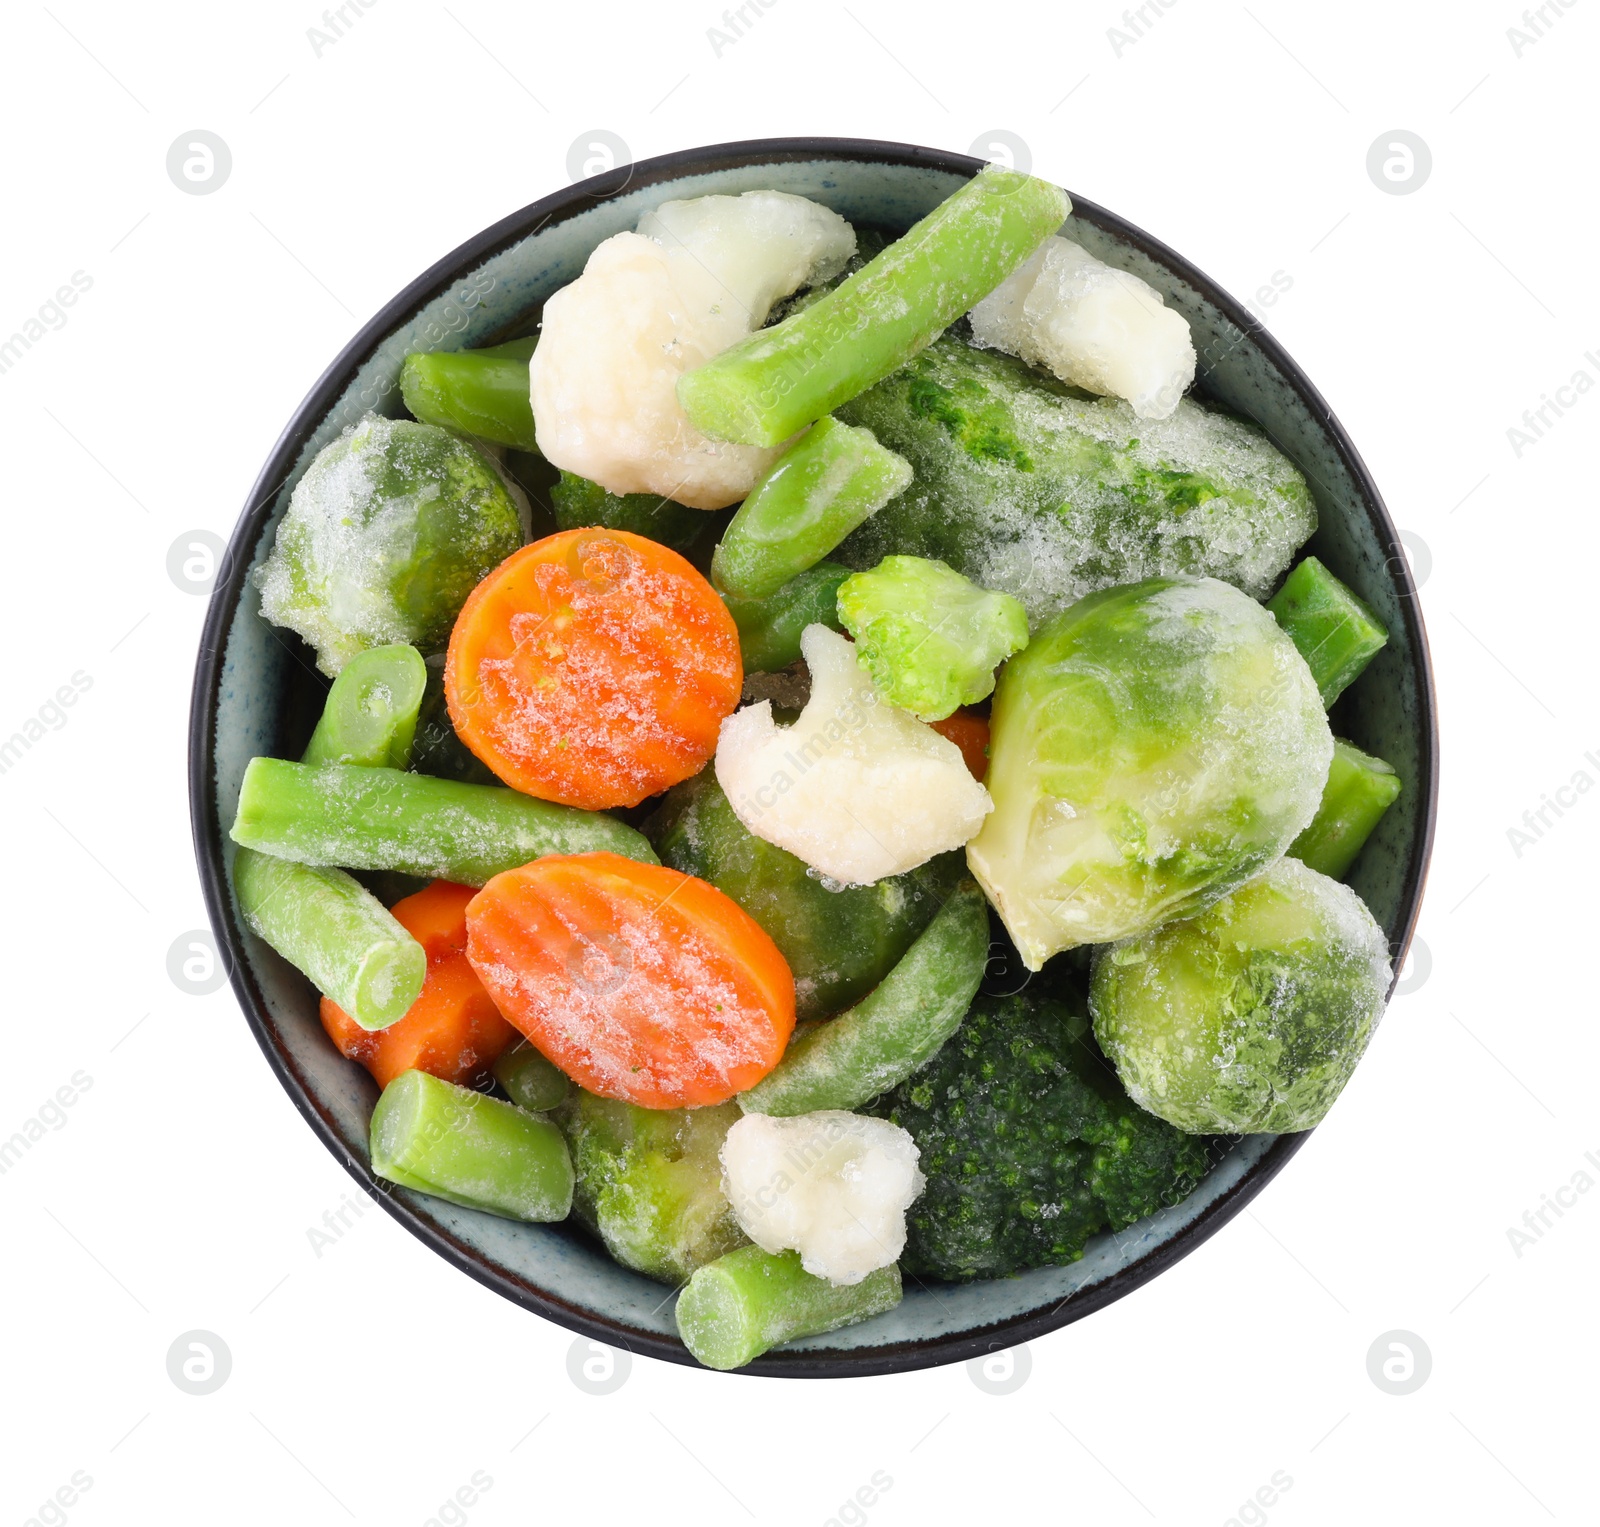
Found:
[228,157,1413,1370]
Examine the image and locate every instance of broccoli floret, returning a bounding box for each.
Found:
[837,555,1029,721]
[875,990,1210,1280]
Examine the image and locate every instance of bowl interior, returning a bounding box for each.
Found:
[194,141,1434,1375]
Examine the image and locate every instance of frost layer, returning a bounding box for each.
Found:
[720,1110,924,1284]
[529,191,855,509]
[714,625,992,885]
[967,576,1332,967]
[1091,857,1392,1133]
[969,236,1196,419]
[835,336,1315,627]
[256,414,523,676]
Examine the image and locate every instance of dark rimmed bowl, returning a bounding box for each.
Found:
[189,137,1437,1377]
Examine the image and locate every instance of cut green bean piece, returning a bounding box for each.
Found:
[230,758,658,886]
[301,643,428,770]
[492,1041,570,1113]
[675,1245,901,1370]
[1289,740,1402,879]
[549,470,708,553]
[722,560,850,674]
[711,418,912,601]
[740,881,989,1116]
[1267,556,1389,708]
[234,849,424,1031]
[400,344,540,453]
[677,165,1072,447]
[370,1069,574,1221]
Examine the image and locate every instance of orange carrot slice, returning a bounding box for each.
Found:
[445,529,742,810]
[465,852,794,1109]
[931,708,990,782]
[321,879,516,1089]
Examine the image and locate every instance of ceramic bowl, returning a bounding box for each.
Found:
[189,137,1437,1376]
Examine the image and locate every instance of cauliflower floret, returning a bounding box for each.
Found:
[714,624,993,885]
[720,1110,924,1285]
[969,235,1196,420]
[529,191,855,509]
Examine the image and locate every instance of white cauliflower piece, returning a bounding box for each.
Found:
[529,191,855,509]
[969,235,1196,420]
[714,625,993,885]
[720,1110,924,1285]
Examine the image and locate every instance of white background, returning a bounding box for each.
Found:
[0,1,1592,1523]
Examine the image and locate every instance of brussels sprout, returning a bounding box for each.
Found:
[557,1090,747,1284]
[966,576,1332,967]
[256,414,523,675]
[1090,857,1392,1133]
[836,556,1029,722]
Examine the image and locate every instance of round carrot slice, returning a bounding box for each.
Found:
[465,852,795,1109]
[446,529,742,810]
[321,879,517,1089]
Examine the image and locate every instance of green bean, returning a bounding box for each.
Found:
[233,646,431,1028]
[711,418,911,601]
[400,338,540,453]
[721,560,851,674]
[1267,556,1389,708]
[492,1041,570,1113]
[1289,740,1402,879]
[234,850,424,1031]
[675,1245,901,1370]
[370,1070,573,1221]
[229,759,658,886]
[739,880,990,1116]
[677,165,1071,446]
[301,644,428,770]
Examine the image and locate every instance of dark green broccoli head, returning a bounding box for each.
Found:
[876,989,1211,1280]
